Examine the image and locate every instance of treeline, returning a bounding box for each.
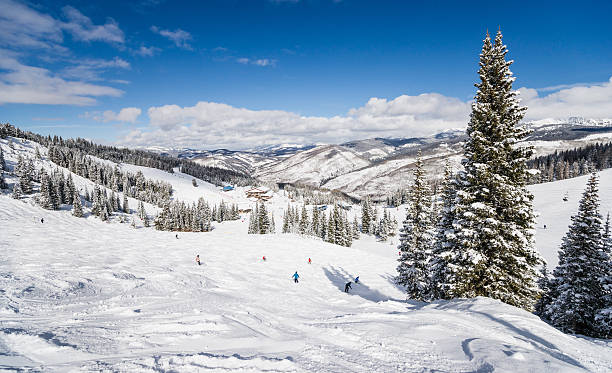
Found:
[527,141,612,184]
[248,201,276,234]
[153,198,240,232]
[283,183,351,205]
[0,123,255,187]
[48,145,172,207]
[10,154,129,221]
[281,203,356,247]
[360,196,398,240]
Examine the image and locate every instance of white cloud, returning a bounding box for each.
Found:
[118,94,469,149]
[0,52,123,105]
[150,25,192,50]
[0,0,65,51]
[62,57,130,81]
[117,76,612,149]
[134,45,161,57]
[236,57,277,67]
[60,6,124,44]
[100,107,142,123]
[0,0,124,51]
[519,77,612,121]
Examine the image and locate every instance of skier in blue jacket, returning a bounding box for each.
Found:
[292,271,299,283]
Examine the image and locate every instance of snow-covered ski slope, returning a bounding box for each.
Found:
[529,169,612,268]
[1,137,612,372]
[1,201,612,370]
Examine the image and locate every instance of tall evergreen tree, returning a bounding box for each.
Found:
[12,182,21,199]
[123,193,129,213]
[534,262,554,319]
[546,173,608,335]
[257,202,271,234]
[429,161,460,299]
[72,191,84,217]
[0,147,6,171]
[396,153,434,300]
[451,30,541,310]
[299,205,309,234]
[595,213,612,337]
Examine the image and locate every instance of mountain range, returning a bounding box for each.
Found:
[148,121,612,199]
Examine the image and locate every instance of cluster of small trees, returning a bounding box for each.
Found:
[248,202,276,234]
[527,141,612,184]
[48,145,172,207]
[283,184,350,205]
[396,31,542,311]
[535,173,612,338]
[360,197,398,240]
[281,203,357,247]
[154,198,240,232]
[1,123,256,188]
[386,189,409,208]
[11,155,35,197]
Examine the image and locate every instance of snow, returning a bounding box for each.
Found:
[1,137,611,371]
[529,169,612,268]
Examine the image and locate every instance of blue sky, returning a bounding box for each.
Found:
[1,0,612,149]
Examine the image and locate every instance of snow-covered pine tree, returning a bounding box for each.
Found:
[123,193,129,213]
[319,212,327,240]
[248,206,258,234]
[396,152,434,301]
[534,262,554,319]
[12,182,21,199]
[282,211,290,233]
[326,210,336,244]
[595,213,612,337]
[299,205,309,235]
[154,202,172,230]
[429,161,461,299]
[546,173,608,336]
[18,161,33,194]
[451,30,541,310]
[333,205,346,246]
[38,171,53,209]
[0,147,6,171]
[65,174,75,205]
[312,206,320,236]
[72,191,84,217]
[352,215,360,240]
[343,214,353,247]
[257,201,271,234]
[361,197,371,234]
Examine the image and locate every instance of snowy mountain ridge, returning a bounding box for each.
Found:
[155,121,612,199]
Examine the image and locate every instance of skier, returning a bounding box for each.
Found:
[195,254,201,266]
[175,234,179,239]
[344,282,352,293]
[543,224,547,229]
[354,276,359,284]
[308,258,311,264]
[292,271,299,283]
[41,218,44,224]
[262,256,266,261]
